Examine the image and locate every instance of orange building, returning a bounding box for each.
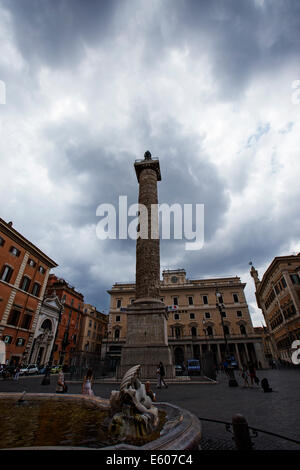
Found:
[46,274,84,366]
[0,218,58,366]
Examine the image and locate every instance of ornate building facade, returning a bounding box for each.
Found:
[250,253,300,363]
[0,218,58,366]
[28,294,63,366]
[102,269,267,371]
[46,274,84,366]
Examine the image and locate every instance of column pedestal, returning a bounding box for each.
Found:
[118,299,174,379]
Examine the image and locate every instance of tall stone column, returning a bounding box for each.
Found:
[118,151,174,379]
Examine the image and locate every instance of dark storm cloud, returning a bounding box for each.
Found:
[3,0,120,68]
[155,0,300,98]
[1,0,300,323]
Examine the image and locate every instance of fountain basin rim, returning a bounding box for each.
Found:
[0,393,201,450]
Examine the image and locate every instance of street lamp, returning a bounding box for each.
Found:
[216,291,238,387]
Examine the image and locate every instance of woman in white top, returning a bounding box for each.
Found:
[82,368,94,396]
[56,365,68,393]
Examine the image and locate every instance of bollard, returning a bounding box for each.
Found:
[232,414,253,450]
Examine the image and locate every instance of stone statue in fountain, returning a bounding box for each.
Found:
[109,365,159,441]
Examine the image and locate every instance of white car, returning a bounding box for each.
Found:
[20,364,39,375]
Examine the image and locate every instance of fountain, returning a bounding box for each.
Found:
[0,365,201,450]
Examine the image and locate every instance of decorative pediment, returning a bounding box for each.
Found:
[42,296,62,311]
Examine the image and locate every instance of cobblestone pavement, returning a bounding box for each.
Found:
[1,368,300,450]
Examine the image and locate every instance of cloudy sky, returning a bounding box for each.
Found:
[1,0,300,325]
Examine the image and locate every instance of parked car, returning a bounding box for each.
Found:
[20,364,39,375]
[187,359,201,376]
[51,365,62,374]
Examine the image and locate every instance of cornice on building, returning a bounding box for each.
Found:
[257,253,300,296]
[0,218,58,268]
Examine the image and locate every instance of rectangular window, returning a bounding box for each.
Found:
[21,314,32,330]
[173,297,178,306]
[28,259,36,267]
[217,295,224,304]
[16,338,25,346]
[281,277,287,288]
[9,246,20,257]
[237,310,242,317]
[31,282,41,297]
[188,296,193,305]
[1,265,13,283]
[174,313,180,320]
[20,276,31,292]
[205,312,211,319]
[203,295,208,304]
[7,309,21,326]
[233,294,239,303]
[0,236,5,247]
[190,313,195,319]
[290,274,300,285]
[4,335,12,344]
[116,315,121,322]
[38,266,45,274]
[221,311,227,318]
[116,299,122,308]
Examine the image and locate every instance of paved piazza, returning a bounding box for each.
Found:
[1,368,299,450]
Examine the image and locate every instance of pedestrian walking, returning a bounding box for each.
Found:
[240,365,250,387]
[41,364,51,385]
[223,359,229,375]
[82,368,94,396]
[56,365,68,394]
[13,365,20,381]
[156,362,168,389]
[248,362,259,387]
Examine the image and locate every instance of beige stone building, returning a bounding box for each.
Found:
[78,303,108,354]
[69,303,108,372]
[250,253,300,363]
[102,269,267,371]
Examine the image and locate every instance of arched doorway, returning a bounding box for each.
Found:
[174,347,184,365]
[41,319,52,331]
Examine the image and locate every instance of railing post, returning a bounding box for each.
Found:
[232,414,253,450]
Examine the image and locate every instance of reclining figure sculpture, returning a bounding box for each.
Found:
[109,365,159,441]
